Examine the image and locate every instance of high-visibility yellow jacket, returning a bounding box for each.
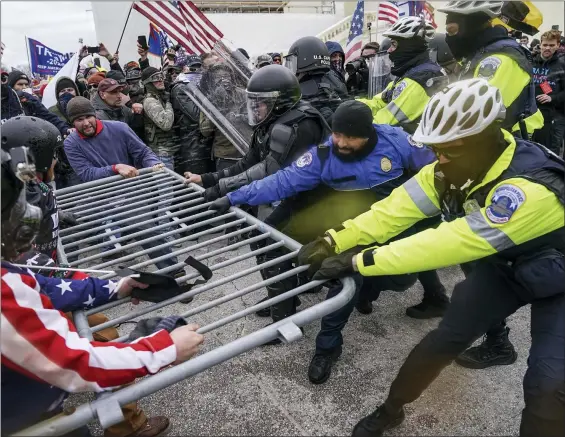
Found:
[358,60,446,134]
[326,130,564,276]
[460,28,544,135]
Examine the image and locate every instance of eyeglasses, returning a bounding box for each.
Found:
[429,145,468,160]
[88,84,98,90]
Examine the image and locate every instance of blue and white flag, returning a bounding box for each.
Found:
[27,37,72,76]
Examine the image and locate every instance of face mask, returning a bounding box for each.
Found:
[331,59,344,73]
[445,33,475,60]
[58,92,74,113]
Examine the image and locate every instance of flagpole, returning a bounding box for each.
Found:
[116,2,134,53]
[24,35,32,76]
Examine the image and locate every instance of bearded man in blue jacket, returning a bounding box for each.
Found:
[210,100,450,383]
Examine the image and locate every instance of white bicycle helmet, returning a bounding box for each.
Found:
[413,78,506,144]
[383,16,436,41]
[438,1,503,18]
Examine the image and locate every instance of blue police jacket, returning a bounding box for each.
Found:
[227,124,437,206]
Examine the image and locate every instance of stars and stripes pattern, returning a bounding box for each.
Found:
[132,1,223,55]
[344,0,365,65]
[378,1,400,25]
[1,263,177,394]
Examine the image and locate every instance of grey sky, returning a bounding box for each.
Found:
[1,1,97,68]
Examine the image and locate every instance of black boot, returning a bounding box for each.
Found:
[254,295,301,318]
[405,292,449,319]
[455,326,518,369]
[352,404,405,437]
[308,346,342,384]
[356,299,373,315]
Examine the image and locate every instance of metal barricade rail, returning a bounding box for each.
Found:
[15,167,355,436]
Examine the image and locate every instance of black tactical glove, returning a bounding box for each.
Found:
[59,211,78,227]
[203,185,221,202]
[313,251,357,281]
[297,236,335,277]
[208,196,231,214]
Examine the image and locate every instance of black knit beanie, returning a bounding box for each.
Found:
[141,67,160,83]
[7,71,29,88]
[56,77,77,95]
[66,96,96,123]
[332,100,374,138]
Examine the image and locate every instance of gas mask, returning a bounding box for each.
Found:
[1,148,42,260]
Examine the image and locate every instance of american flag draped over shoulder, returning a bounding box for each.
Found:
[132,1,224,55]
[378,1,399,25]
[344,1,365,65]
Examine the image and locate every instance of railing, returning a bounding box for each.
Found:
[14,167,356,436]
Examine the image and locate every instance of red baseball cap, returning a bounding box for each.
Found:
[98,78,123,93]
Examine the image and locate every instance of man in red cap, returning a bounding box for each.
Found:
[93,78,144,140]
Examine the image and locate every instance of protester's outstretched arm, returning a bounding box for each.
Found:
[1,269,178,393]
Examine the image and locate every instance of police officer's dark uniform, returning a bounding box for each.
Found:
[284,36,343,124]
[198,65,330,327]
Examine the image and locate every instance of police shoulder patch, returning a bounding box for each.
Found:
[380,157,392,172]
[296,152,313,168]
[477,56,502,80]
[408,135,423,148]
[392,80,407,100]
[485,184,526,224]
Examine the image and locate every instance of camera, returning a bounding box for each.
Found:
[345,56,368,75]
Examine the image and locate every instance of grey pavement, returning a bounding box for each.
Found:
[66,225,530,437]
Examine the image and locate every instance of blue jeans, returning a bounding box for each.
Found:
[315,273,417,353]
[156,154,176,243]
[101,197,179,272]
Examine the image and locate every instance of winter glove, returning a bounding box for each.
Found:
[59,211,78,227]
[208,196,231,214]
[297,236,335,277]
[127,316,187,342]
[204,185,221,202]
[312,251,357,281]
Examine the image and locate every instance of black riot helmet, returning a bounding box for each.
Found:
[246,64,302,126]
[1,116,63,174]
[1,127,43,260]
[284,36,331,75]
[428,33,455,66]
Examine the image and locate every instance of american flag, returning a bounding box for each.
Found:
[378,1,400,25]
[132,1,224,55]
[344,1,365,65]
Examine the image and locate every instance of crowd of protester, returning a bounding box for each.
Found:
[2,1,565,435]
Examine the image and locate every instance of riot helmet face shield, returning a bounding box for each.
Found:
[246,90,279,126]
[284,54,298,74]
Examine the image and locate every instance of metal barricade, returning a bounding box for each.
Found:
[15,167,355,436]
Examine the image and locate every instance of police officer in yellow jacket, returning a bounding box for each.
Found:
[439,0,543,137]
[439,0,545,369]
[358,16,446,134]
[298,79,565,437]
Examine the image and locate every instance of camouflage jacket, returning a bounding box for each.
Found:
[142,92,178,156]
